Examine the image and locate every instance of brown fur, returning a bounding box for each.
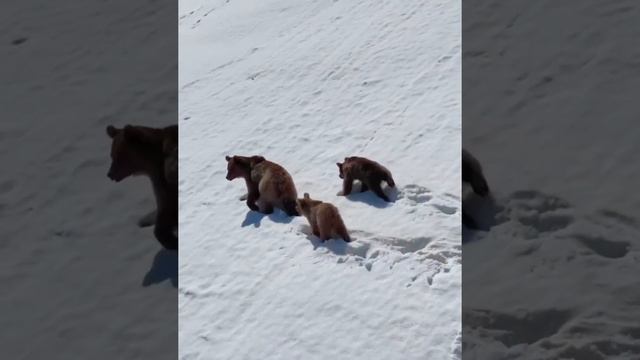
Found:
[106,124,178,250]
[336,156,395,202]
[225,155,299,216]
[296,193,351,242]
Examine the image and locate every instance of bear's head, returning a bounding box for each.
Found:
[225,155,265,181]
[336,157,354,179]
[295,193,323,217]
[336,161,345,179]
[106,125,163,182]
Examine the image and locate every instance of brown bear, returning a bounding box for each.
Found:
[296,193,351,242]
[462,148,489,229]
[336,156,396,202]
[225,155,299,216]
[106,124,178,250]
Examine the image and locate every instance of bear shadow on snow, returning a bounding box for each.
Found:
[300,224,355,256]
[142,249,178,288]
[344,182,399,209]
[241,208,295,228]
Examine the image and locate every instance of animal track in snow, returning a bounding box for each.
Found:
[432,203,458,215]
[385,236,432,254]
[558,340,640,359]
[494,191,635,260]
[590,208,640,230]
[464,308,573,347]
[397,184,432,203]
[349,230,432,255]
[299,226,456,286]
[510,190,571,213]
[572,234,629,259]
[444,192,460,200]
[398,184,460,216]
[299,225,371,259]
[518,212,574,233]
[467,190,576,236]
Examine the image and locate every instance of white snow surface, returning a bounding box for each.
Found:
[463,1,640,359]
[179,0,461,359]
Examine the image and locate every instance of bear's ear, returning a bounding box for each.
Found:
[225,155,231,162]
[303,193,310,199]
[106,125,119,138]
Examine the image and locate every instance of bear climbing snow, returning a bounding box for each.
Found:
[336,156,396,202]
[296,193,351,242]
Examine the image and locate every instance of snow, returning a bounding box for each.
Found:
[463,0,640,358]
[179,0,461,359]
[1,0,177,359]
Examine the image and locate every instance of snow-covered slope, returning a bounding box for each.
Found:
[179,0,461,359]
[463,0,640,358]
[1,1,177,359]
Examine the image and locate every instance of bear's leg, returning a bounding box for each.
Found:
[339,228,351,242]
[360,182,369,193]
[471,176,489,197]
[341,176,353,196]
[311,221,321,237]
[246,187,260,212]
[385,173,396,188]
[154,212,178,250]
[371,181,391,202]
[462,210,478,229]
[261,202,274,215]
[318,227,331,242]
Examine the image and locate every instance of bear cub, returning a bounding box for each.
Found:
[296,193,351,242]
[336,156,396,202]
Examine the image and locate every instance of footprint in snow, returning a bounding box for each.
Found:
[397,184,432,204]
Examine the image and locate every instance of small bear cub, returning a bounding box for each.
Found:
[336,156,396,202]
[296,193,351,242]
